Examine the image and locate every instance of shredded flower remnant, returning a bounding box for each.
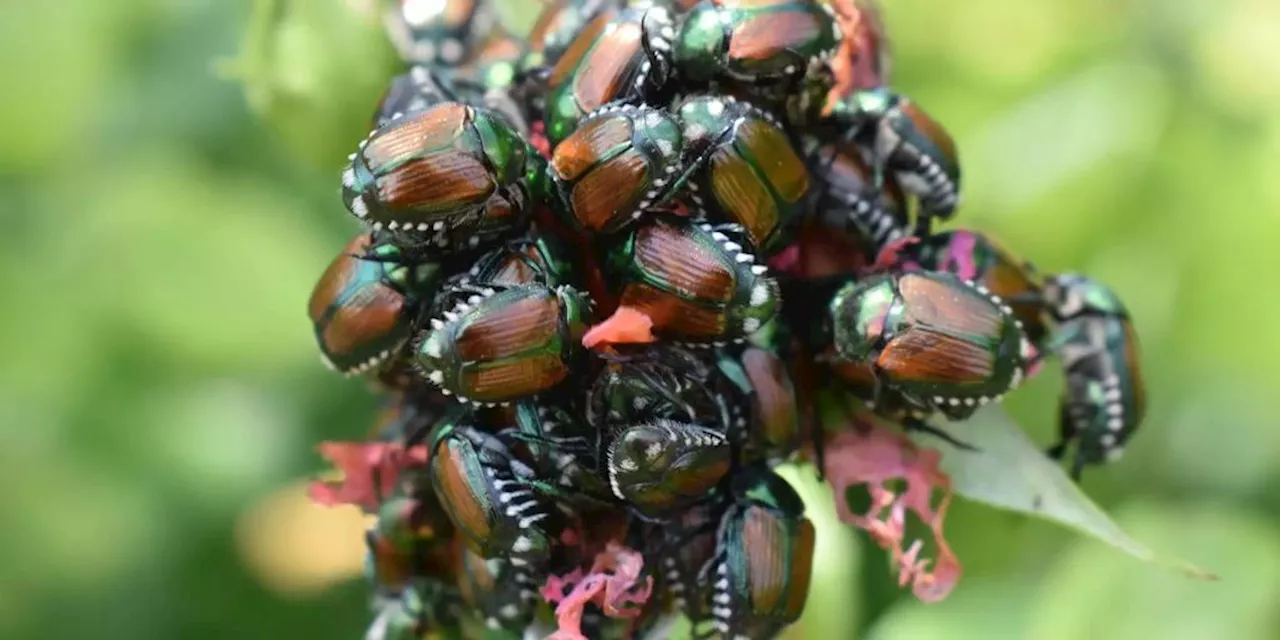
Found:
[308,442,428,510]
[822,423,961,602]
[582,306,657,349]
[540,543,654,640]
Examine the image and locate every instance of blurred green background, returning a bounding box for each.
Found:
[2,0,1279,638]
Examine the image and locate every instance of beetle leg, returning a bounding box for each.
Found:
[1069,454,1087,482]
[501,430,593,454]
[901,415,978,451]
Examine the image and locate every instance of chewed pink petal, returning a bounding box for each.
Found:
[542,543,654,639]
[822,422,962,602]
[309,442,429,509]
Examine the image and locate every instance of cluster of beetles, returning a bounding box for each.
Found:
[306,0,1148,637]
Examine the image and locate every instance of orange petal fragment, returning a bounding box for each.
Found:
[582,306,656,349]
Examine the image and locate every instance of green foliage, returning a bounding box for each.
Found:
[921,408,1214,580]
[1,0,1278,638]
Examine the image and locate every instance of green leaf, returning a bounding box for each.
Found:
[1026,502,1280,640]
[917,406,1216,580]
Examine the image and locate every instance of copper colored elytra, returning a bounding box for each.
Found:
[433,442,493,541]
[743,348,800,447]
[634,222,737,301]
[551,116,632,180]
[879,329,997,385]
[729,11,824,65]
[571,150,648,230]
[570,20,644,109]
[548,11,612,87]
[453,294,560,361]
[620,282,729,338]
[306,235,369,321]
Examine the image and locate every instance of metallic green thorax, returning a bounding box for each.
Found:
[704,467,814,638]
[674,1,840,83]
[467,233,575,288]
[473,110,530,188]
[1045,273,1128,321]
[829,276,898,363]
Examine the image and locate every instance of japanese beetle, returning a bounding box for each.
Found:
[805,137,909,255]
[828,88,960,226]
[549,103,685,233]
[673,0,841,88]
[425,414,554,567]
[828,271,1033,421]
[911,230,1048,343]
[701,466,814,639]
[342,102,542,250]
[607,218,779,345]
[383,0,495,66]
[716,346,801,461]
[413,283,591,404]
[464,230,574,288]
[606,418,731,518]
[1041,274,1146,478]
[456,548,538,636]
[542,5,675,145]
[676,95,810,254]
[308,234,441,376]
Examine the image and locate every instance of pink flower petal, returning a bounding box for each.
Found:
[307,441,428,510]
[822,418,961,602]
[542,543,654,639]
